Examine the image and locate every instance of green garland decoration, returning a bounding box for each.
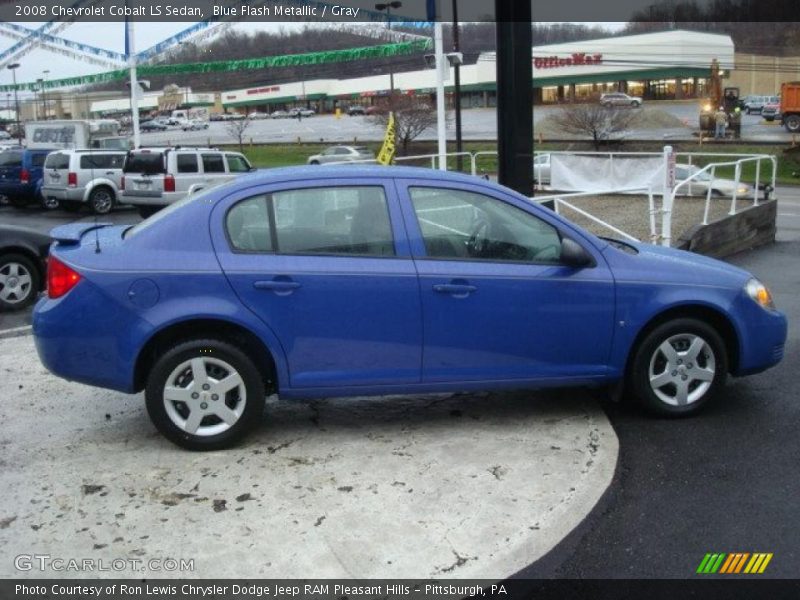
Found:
[0,39,432,92]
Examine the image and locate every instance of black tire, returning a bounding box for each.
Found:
[137,206,160,219]
[9,195,27,208]
[61,201,82,213]
[631,101,640,107]
[629,318,727,417]
[41,195,59,210]
[145,338,266,450]
[0,252,41,311]
[309,160,320,165]
[88,186,115,215]
[784,114,800,133]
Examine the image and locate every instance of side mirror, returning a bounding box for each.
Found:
[561,238,593,268]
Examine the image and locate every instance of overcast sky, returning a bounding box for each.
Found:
[1,21,627,88]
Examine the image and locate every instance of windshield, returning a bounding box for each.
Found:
[124,181,230,239]
[0,150,22,167]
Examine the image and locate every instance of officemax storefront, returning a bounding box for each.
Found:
[531,30,734,103]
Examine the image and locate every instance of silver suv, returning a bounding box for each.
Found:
[41,149,126,214]
[121,147,253,218]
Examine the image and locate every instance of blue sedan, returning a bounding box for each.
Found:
[32,166,787,450]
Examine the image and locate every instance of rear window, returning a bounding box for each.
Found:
[45,153,70,170]
[124,152,165,174]
[31,153,48,168]
[0,151,21,167]
[80,154,124,169]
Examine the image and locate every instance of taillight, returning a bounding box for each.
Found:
[47,256,82,299]
[164,174,175,192]
[120,176,125,191]
[67,172,77,187]
[20,168,29,184]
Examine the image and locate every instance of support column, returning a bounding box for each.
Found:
[495,0,532,195]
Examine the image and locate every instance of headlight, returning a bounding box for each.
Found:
[745,278,775,310]
[737,186,749,194]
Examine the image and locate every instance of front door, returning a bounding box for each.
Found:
[399,182,616,383]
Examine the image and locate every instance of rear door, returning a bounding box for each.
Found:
[0,149,22,192]
[43,151,70,190]
[79,153,125,189]
[213,179,422,390]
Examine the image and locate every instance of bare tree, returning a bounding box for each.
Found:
[369,95,440,155]
[226,117,251,153]
[550,104,635,150]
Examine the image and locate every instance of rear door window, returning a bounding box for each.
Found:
[225,154,251,173]
[202,153,225,173]
[177,154,199,173]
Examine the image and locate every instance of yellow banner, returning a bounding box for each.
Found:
[376,112,396,166]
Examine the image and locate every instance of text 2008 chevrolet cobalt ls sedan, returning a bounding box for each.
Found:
[33,166,786,450]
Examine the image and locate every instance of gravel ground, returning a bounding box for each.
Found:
[541,193,760,244]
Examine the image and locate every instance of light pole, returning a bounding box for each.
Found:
[452,0,463,171]
[36,79,44,120]
[375,1,402,96]
[7,63,21,141]
[42,70,49,119]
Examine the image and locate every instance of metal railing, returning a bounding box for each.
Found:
[533,187,659,243]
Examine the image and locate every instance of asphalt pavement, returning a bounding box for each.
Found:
[519,189,800,579]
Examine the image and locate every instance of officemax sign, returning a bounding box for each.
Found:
[534,53,604,69]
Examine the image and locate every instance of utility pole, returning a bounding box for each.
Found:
[126,19,141,148]
[7,63,21,142]
[452,0,463,171]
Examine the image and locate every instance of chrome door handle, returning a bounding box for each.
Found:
[433,283,477,295]
[253,279,301,294]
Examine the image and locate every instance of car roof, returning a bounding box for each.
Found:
[232,165,508,188]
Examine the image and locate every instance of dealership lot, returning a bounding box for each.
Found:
[0,334,616,578]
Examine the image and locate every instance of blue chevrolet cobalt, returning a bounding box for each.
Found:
[33,166,787,450]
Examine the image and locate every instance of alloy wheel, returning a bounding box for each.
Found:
[648,333,716,406]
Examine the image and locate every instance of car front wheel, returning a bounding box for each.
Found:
[145,339,266,450]
[630,318,727,416]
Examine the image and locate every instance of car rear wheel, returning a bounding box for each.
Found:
[89,187,114,215]
[41,195,59,210]
[137,206,160,219]
[785,115,800,133]
[0,253,40,310]
[630,318,727,416]
[145,339,266,450]
[309,160,320,165]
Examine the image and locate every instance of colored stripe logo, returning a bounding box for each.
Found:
[697,552,773,574]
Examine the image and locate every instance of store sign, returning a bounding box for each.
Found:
[534,53,603,69]
[246,85,281,95]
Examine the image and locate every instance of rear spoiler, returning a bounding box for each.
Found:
[50,222,113,245]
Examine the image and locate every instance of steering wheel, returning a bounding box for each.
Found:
[467,219,491,257]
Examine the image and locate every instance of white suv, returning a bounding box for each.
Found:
[41,149,126,214]
[121,147,253,218]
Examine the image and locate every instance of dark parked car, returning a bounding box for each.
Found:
[140,121,168,132]
[0,147,57,209]
[33,166,786,450]
[0,225,50,310]
[347,105,366,116]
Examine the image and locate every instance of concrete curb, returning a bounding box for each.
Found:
[0,325,32,340]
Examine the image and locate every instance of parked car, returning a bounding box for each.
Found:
[270,110,290,119]
[182,119,210,131]
[140,121,168,132]
[0,147,56,209]
[41,149,126,215]
[289,108,315,117]
[599,93,643,107]
[674,164,752,198]
[33,166,787,450]
[365,105,383,116]
[307,146,375,165]
[0,130,11,140]
[347,105,366,116]
[151,117,171,128]
[121,147,253,218]
[761,99,781,122]
[0,224,50,310]
[247,111,269,120]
